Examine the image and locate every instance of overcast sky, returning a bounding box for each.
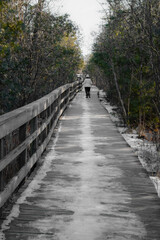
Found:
[52,0,105,57]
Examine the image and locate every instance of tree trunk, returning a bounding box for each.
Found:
[110,58,127,123]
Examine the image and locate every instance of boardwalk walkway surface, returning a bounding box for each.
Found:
[0,87,160,240]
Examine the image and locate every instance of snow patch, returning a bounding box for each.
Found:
[150,176,160,197]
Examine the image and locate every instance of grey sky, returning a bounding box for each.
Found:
[54,0,105,56]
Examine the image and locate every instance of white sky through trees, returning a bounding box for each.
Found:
[54,0,105,57]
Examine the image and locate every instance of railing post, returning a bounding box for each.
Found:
[35,116,39,150]
[19,123,27,167]
[0,139,4,191]
[0,138,4,160]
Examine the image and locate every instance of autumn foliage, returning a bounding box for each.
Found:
[0,0,83,114]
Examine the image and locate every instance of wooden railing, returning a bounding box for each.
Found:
[0,80,83,208]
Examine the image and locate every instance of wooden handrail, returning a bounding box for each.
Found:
[0,80,83,208]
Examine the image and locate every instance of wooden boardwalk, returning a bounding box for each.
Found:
[0,87,160,240]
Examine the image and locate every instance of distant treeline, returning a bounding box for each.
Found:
[87,0,160,133]
[0,0,83,114]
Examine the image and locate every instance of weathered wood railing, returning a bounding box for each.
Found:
[0,80,83,208]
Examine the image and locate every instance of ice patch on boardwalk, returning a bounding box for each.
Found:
[25,95,146,240]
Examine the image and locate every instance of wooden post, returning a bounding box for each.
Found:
[0,139,4,191]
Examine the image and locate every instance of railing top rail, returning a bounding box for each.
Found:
[0,80,82,139]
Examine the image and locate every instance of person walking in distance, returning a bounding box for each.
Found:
[83,74,92,98]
